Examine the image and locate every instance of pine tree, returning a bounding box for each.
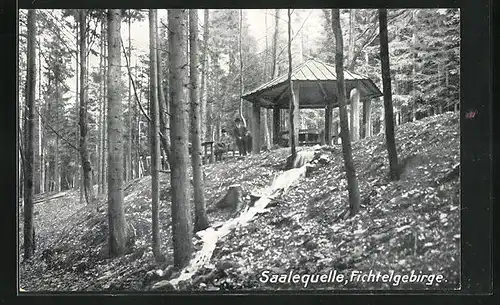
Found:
[379,8,400,180]
[190,9,210,232]
[23,9,37,260]
[168,9,193,268]
[107,9,128,257]
[332,9,361,217]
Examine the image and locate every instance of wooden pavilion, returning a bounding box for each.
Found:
[241,58,383,152]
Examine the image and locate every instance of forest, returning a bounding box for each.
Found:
[18,8,460,291]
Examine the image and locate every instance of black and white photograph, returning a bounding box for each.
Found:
[18,8,461,292]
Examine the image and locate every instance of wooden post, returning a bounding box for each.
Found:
[364,99,372,138]
[324,103,332,145]
[273,107,280,144]
[349,87,360,142]
[289,81,300,148]
[252,100,261,153]
[379,100,385,134]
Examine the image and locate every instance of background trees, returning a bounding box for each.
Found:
[18,8,460,264]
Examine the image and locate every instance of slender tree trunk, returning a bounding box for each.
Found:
[190,9,210,232]
[35,36,42,194]
[379,9,400,180]
[271,9,280,144]
[262,10,271,149]
[149,9,162,261]
[97,20,104,194]
[134,63,141,178]
[348,9,355,69]
[239,10,247,128]
[39,94,45,194]
[287,9,297,158]
[73,23,83,202]
[156,18,171,164]
[200,9,209,142]
[332,9,361,217]
[44,79,51,193]
[54,80,60,192]
[107,9,128,257]
[127,12,133,182]
[23,9,36,260]
[78,10,96,203]
[101,21,108,192]
[168,9,193,268]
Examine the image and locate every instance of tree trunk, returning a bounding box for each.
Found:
[168,9,193,268]
[54,79,60,192]
[332,9,361,217]
[262,10,271,149]
[348,9,355,69]
[190,9,210,232]
[126,12,133,182]
[271,9,279,79]
[156,18,171,164]
[34,37,41,194]
[101,21,108,192]
[271,9,280,144]
[379,9,400,181]
[239,10,247,128]
[107,9,128,257]
[200,9,210,142]
[287,10,298,158]
[23,9,36,260]
[97,20,104,194]
[74,23,83,202]
[149,9,162,261]
[79,9,95,204]
[135,63,141,178]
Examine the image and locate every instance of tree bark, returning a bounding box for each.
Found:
[239,10,247,128]
[379,9,400,180]
[200,9,209,142]
[348,9,355,69]
[98,19,104,194]
[149,9,162,261]
[101,21,108,192]
[287,9,297,158]
[271,9,280,144]
[262,10,271,149]
[34,37,41,195]
[168,9,193,268]
[332,9,361,217]
[79,9,95,204]
[38,47,45,194]
[54,75,60,192]
[156,19,171,164]
[190,9,210,232]
[107,9,128,257]
[127,12,133,181]
[23,9,36,260]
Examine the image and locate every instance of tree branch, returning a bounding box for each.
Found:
[120,36,170,144]
[35,106,80,152]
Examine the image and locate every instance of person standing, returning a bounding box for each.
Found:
[232,118,247,156]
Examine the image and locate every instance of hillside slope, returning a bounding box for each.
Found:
[19,112,460,291]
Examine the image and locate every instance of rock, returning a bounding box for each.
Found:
[216,185,243,211]
[216,259,240,272]
[303,239,318,251]
[151,280,175,291]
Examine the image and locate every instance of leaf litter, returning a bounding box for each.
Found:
[19,112,459,291]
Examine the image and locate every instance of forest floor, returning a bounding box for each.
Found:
[19,112,460,291]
